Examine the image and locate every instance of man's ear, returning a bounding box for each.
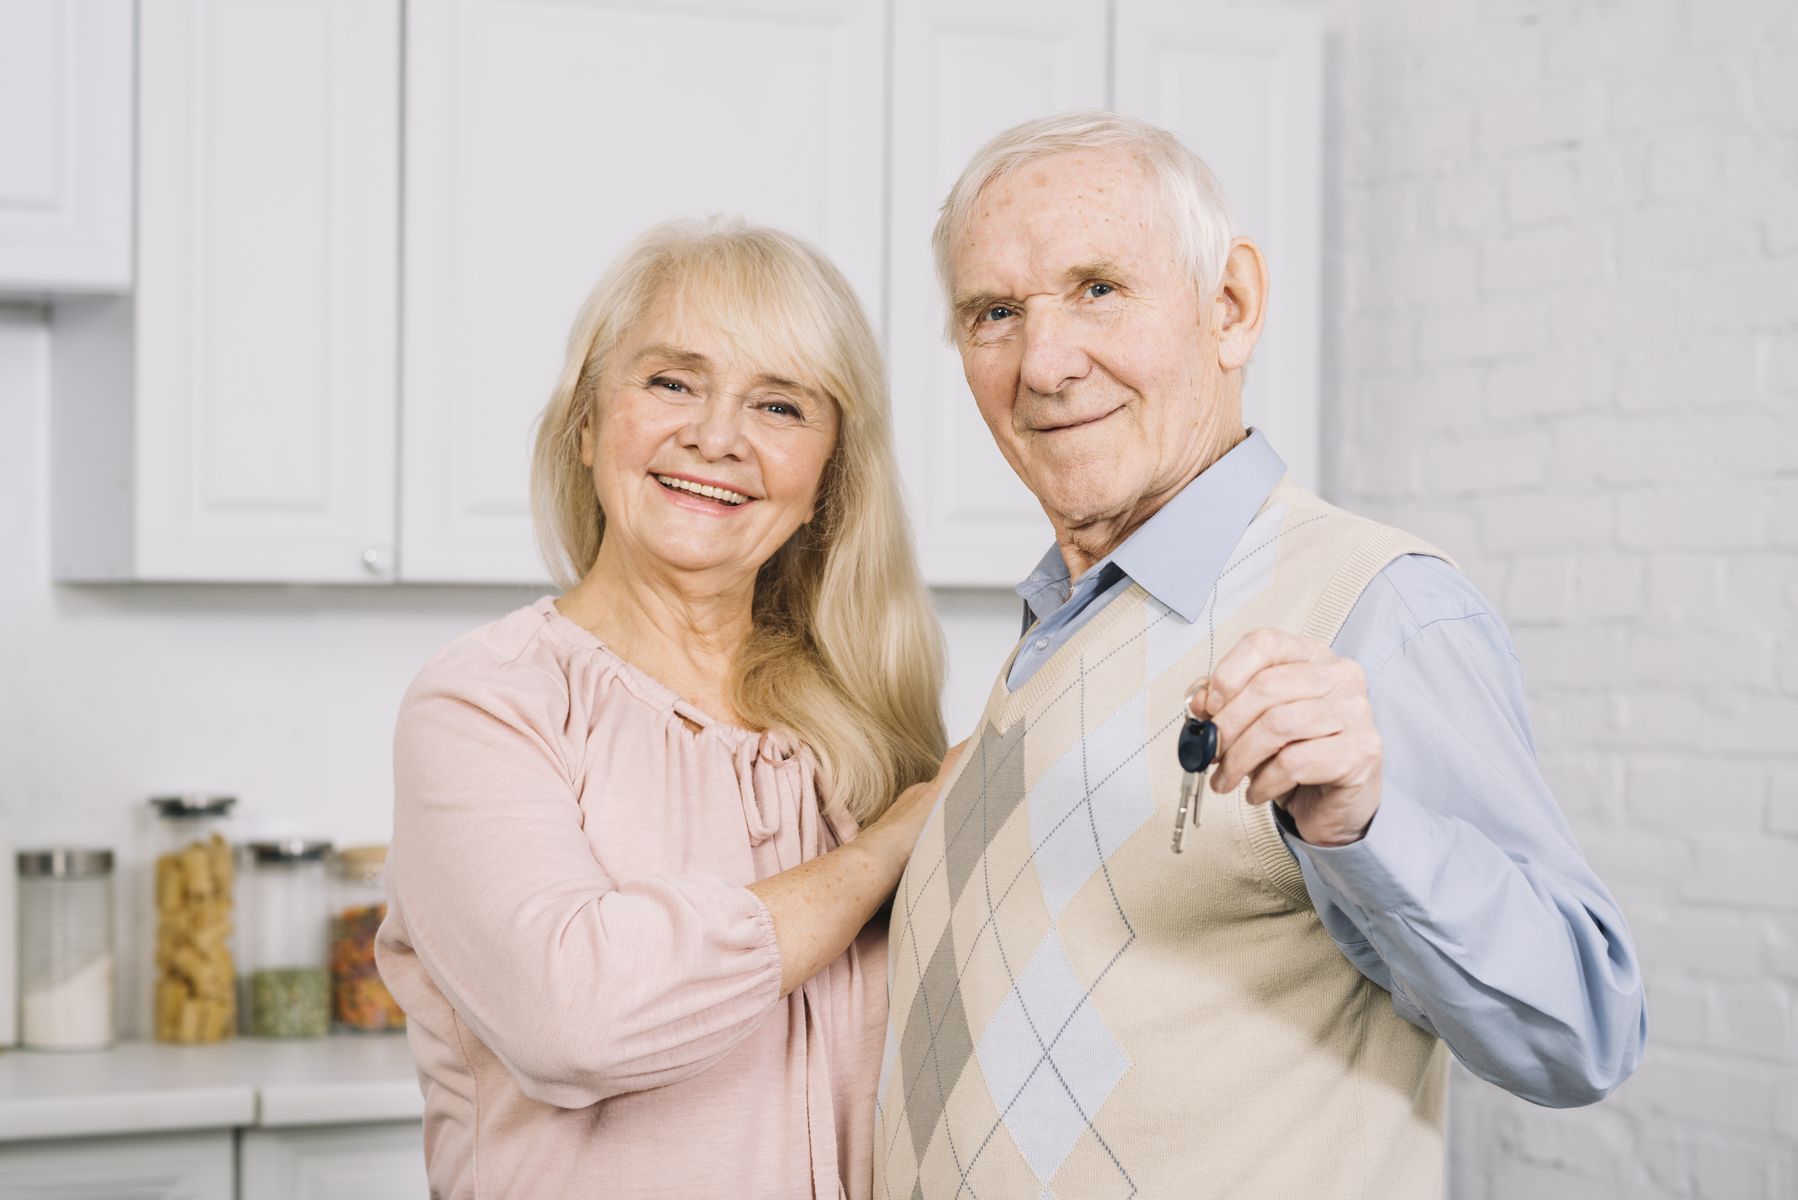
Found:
[1212,238,1269,373]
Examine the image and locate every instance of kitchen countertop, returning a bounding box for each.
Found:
[0,1034,422,1142]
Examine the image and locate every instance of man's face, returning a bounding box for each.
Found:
[948,147,1243,539]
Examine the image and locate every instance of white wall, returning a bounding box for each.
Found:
[1325,0,1798,1196]
[0,302,1022,1035]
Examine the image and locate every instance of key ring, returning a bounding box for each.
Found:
[1183,683,1206,719]
[1171,705,1219,854]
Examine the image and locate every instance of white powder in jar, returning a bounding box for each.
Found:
[21,950,116,1050]
[17,859,118,1051]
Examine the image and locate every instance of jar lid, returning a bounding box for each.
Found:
[149,794,238,819]
[333,843,389,881]
[17,848,115,878]
[246,839,332,864]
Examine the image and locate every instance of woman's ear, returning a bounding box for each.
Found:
[578,409,596,469]
[1212,238,1269,373]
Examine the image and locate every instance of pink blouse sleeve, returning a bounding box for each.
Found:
[386,654,784,1109]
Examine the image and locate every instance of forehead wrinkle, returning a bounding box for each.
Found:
[954,182,1169,310]
[958,153,1156,260]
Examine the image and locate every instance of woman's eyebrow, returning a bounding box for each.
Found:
[631,345,711,370]
[753,372,806,391]
[751,373,827,406]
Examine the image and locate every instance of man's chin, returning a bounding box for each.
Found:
[1033,482,1141,533]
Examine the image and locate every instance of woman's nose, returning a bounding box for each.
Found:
[683,396,748,460]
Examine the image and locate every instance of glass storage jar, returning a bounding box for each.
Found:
[328,845,405,1032]
[242,839,332,1038]
[17,848,116,1051]
[148,795,238,1043]
[1,834,16,1048]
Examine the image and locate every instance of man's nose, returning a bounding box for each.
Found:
[684,396,748,460]
[1016,305,1091,398]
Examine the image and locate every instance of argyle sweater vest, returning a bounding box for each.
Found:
[874,482,1455,1200]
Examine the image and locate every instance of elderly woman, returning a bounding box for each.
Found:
[376,219,952,1199]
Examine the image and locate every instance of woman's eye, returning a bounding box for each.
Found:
[1085,282,1115,299]
[760,399,804,419]
[648,375,688,393]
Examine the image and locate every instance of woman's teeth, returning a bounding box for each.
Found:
[655,475,749,506]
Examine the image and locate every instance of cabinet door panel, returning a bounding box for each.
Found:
[0,1130,233,1199]
[133,0,400,582]
[403,0,885,583]
[0,0,132,293]
[888,0,1106,587]
[1114,0,1323,491]
[240,1125,428,1200]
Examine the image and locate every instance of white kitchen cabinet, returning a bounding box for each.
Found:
[1114,0,1324,493]
[0,0,133,295]
[887,0,1107,588]
[29,0,1318,588]
[399,0,887,583]
[0,1130,234,1200]
[0,1125,425,1200]
[0,1125,420,1200]
[239,1125,427,1200]
[50,0,401,583]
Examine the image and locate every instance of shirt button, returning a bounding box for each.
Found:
[1034,638,1050,651]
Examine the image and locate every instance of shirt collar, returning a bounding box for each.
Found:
[1013,427,1288,624]
[1015,543,1073,627]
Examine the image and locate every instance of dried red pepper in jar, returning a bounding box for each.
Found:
[329,845,406,1032]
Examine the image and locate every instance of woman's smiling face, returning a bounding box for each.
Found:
[580,287,841,587]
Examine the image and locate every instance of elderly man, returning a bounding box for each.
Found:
[874,112,1645,1199]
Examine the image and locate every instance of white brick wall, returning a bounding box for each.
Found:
[1325,0,1798,1195]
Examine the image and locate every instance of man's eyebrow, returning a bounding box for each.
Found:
[630,345,712,370]
[1065,258,1131,284]
[951,261,1131,321]
[951,290,1010,322]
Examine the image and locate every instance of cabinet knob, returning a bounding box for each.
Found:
[361,546,394,576]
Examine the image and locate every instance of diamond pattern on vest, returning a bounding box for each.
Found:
[876,484,1455,1200]
[974,932,1130,1185]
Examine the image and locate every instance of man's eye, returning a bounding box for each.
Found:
[982,305,1015,323]
[1085,282,1115,299]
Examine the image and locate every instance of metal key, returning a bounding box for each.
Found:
[1171,715,1219,853]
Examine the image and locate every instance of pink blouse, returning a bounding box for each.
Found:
[376,597,887,1199]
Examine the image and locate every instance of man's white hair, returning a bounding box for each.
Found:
[932,109,1237,337]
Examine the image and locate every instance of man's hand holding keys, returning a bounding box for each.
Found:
[1187,629,1383,848]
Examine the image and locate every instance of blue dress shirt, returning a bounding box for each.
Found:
[1006,429,1647,1107]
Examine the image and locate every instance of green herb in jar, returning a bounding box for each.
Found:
[248,966,330,1037]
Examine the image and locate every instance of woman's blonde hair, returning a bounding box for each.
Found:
[531,217,946,823]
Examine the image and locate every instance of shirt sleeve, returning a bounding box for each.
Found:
[385,652,784,1109]
[1279,554,1648,1108]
